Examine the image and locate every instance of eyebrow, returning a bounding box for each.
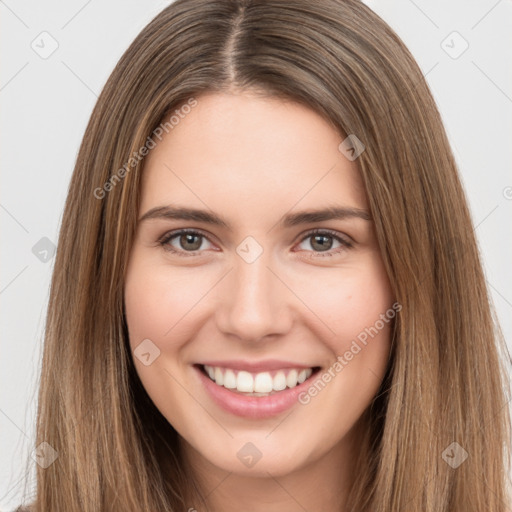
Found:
[138,205,372,228]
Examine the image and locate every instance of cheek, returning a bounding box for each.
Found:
[290,256,394,357]
[124,256,211,350]
[291,261,394,435]
[123,256,203,419]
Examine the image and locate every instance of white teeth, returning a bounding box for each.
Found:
[214,367,224,386]
[254,372,273,393]
[273,371,287,391]
[223,369,237,389]
[237,371,254,392]
[286,369,298,388]
[203,365,315,394]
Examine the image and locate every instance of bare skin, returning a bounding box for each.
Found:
[124,91,395,511]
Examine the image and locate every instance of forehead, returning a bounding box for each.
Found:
[139,92,368,221]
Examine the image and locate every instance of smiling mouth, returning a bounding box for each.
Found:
[197,364,322,396]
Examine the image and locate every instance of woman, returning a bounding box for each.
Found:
[17,0,511,510]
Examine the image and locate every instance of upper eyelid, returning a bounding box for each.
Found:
[159,227,216,244]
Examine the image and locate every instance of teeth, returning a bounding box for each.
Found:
[203,365,314,394]
[214,367,224,386]
[254,372,273,393]
[223,369,237,389]
[273,371,287,391]
[286,369,298,388]
[237,371,254,392]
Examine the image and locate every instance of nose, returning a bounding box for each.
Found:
[215,249,293,343]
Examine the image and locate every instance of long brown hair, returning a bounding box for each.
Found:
[20,0,511,510]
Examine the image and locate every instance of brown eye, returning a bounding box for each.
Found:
[178,233,203,251]
[296,230,353,256]
[159,230,214,254]
[309,234,333,251]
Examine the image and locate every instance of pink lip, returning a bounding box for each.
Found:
[194,364,319,419]
[198,359,314,373]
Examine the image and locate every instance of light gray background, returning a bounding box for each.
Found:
[1,0,511,509]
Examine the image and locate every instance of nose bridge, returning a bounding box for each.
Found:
[215,245,292,341]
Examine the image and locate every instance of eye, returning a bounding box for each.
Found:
[157,228,353,258]
[295,229,353,256]
[158,229,215,256]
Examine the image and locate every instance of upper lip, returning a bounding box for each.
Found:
[197,359,318,373]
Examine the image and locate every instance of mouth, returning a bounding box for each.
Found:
[199,364,320,396]
[193,363,322,418]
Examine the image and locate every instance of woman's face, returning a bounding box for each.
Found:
[124,92,395,479]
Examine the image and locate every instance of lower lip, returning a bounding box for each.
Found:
[194,365,319,419]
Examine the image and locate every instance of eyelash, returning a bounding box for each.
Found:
[157,228,353,258]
